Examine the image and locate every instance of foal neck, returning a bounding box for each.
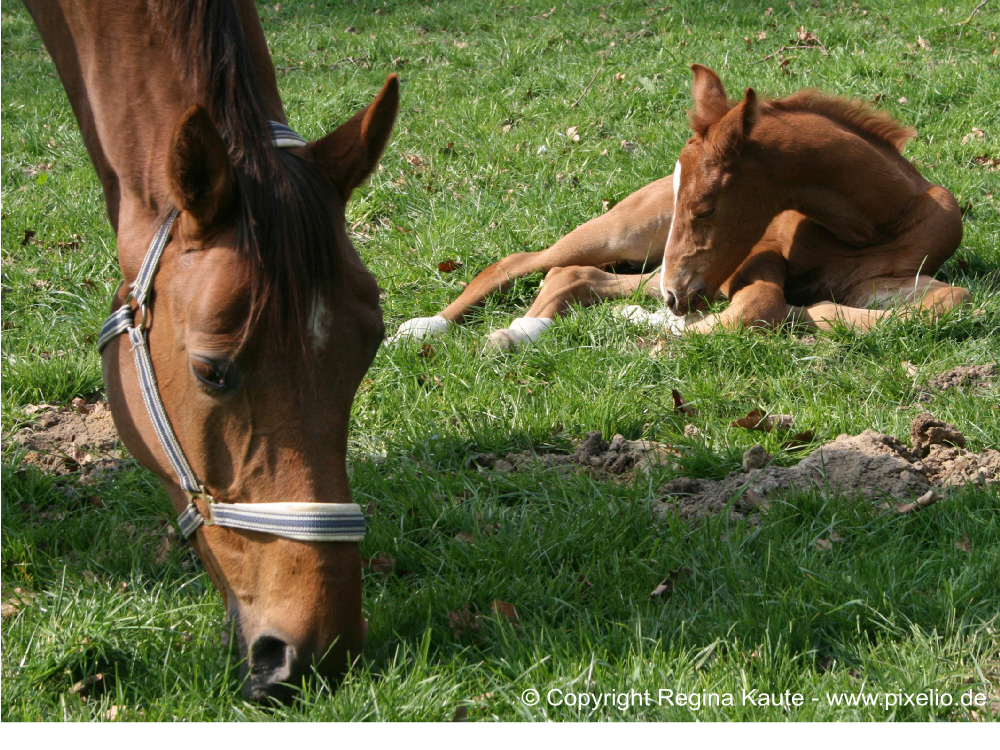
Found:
[751,109,928,247]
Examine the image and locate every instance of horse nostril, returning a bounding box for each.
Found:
[250,634,294,675]
[664,289,678,311]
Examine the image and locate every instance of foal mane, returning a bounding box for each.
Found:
[764,90,916,153]
[150,0,339,350]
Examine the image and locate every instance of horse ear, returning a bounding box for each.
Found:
[168,105,235,230]
[309,73,399,200]
[689,64,730,135]
[708,87,758,164]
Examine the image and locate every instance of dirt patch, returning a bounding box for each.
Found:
[919,364,996,402]
[476,431,678,481]
[656,413,999,521]
[9,400,124,482]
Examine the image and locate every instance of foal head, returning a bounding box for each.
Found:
[660,64,765,315]
[104,76,398,701]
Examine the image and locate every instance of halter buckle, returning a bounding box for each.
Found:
[185,487,216,526]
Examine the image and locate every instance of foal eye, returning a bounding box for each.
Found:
[190,357,235,392]
[694,207,716,220]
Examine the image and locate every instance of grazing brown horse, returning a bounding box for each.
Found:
[24,0,397,701]
[392,64,967,348]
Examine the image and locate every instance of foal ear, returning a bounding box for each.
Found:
[689,64,730,135]
[309,73,399,200]
[708,87,758,164]
[168,105,235,230]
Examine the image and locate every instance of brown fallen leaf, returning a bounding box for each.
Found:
[452,705,468,721]
[154,534,173,564]
[21,229,36,246]
[814,531,842,552]
[437,259,463,273]
[672,389,698,416]
[454,531,474,544]
[70,673,107,699]
[447,603,481,636]
[566,126,580,142]
[1,587,36,619]
[419,343,435,359]
[362,552,395,577]
[896,489,942,514]
[405,153,424,168]
[649,568,692,599]
[956,535,972,553]
[491,599,520,625]
[732,408,795,432]
[104,705,124,721]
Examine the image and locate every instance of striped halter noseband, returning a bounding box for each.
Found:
[97,122,366,544]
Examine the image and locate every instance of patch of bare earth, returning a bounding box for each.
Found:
[475,431,678,481]
[657,413,999,521]
[919,363,996,402]
[8,400,124,482]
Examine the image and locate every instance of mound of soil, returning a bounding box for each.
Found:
[10,400,124,482]
[926,364,996,393]
[477,431,679,481]
[657,413,999,521]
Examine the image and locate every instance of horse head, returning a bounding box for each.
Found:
[103,74,398,702]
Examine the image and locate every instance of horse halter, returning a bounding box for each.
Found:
[97,122,366,543]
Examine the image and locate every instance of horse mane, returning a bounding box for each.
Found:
[763,90,916,153]
[149,0,338,351]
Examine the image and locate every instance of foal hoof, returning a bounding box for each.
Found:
[388,315,451,343]
[485,329,519,352]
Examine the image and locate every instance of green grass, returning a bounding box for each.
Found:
[2,0,999,721]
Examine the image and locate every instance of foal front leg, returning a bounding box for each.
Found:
[390,175,675,342]
[485,268,663,350]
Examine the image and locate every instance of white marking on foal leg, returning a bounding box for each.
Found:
[388,315,451,343]
[615,305,687,336]
[659,160,683,301]
[485,316,553,350]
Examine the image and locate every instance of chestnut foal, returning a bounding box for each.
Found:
[393,64,967,348]
[25,0,396,701]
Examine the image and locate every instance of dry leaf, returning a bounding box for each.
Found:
[452,705,468,721]
[104,705,124,721]
[672,389,698,416]
[419,343,435,359]
[437,258,463,273]
[620,140,637,152]
[898,96,909,105]
[896,489,942,514]
[649,568,692,598]
[956,535,972,553]
[405,153,425,168]
[363,552,395,577]
[566,126,580,142]
[491,599,520,625]
[917,36,930,49]
[756,30,768,41]
[447,603,481,636]
[732,409,795,432]
[454,531,474,544]
[70,673,107,699]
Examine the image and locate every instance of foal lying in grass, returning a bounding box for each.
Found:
[394,64,969,349]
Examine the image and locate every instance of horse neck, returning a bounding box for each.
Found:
[749,111,928,246]
[25,0,285,277]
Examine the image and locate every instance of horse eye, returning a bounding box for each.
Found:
[190,357,235,391]
[694,207,716,220]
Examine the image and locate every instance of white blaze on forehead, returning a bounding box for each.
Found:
[308,293,331,351]
[659,159,683,300]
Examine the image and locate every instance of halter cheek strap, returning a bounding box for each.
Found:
[98,122,365,543]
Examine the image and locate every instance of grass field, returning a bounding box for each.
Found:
[2,0,999,721]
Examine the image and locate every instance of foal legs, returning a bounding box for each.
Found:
[390,175,675,341]
[484,268,665,349]
[787,275,971,332]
